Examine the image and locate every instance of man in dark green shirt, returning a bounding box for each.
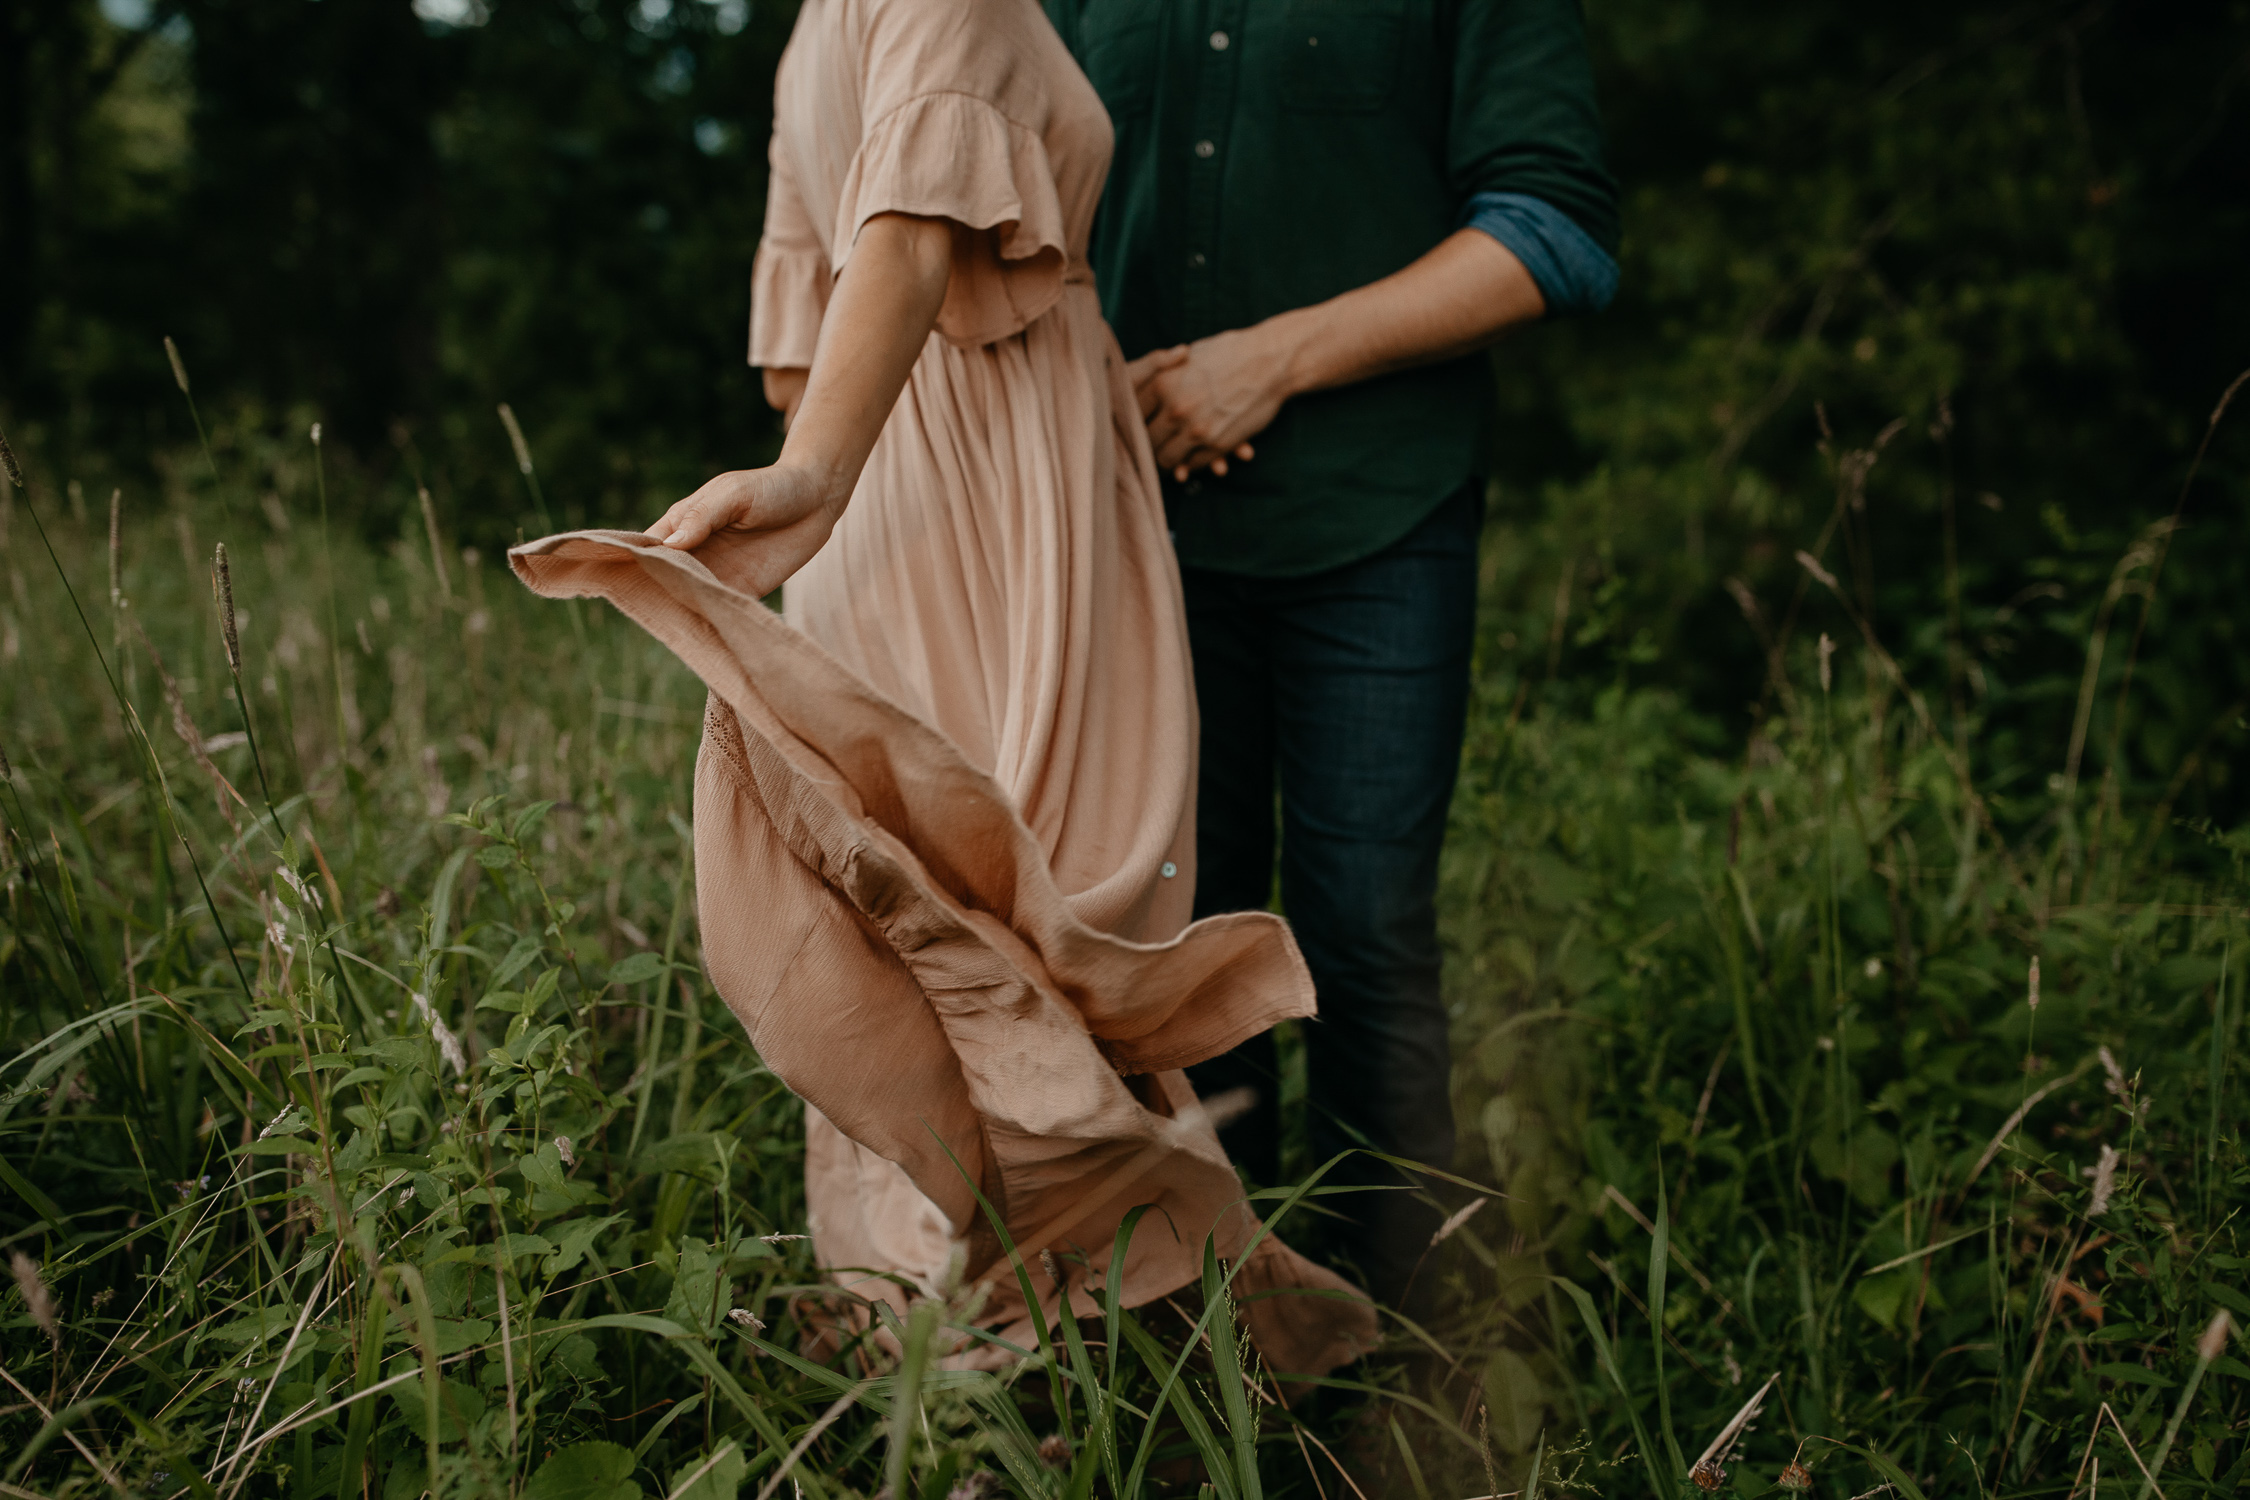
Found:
[1046,0,1617,1309]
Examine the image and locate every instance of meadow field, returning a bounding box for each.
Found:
[1,384,2244,1500]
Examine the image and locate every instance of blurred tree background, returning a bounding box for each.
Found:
[2,0,2246,821]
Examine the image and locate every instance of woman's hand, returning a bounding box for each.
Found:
[645,461,847,598]
[647,213,951,593]
[1128,334,1278,481]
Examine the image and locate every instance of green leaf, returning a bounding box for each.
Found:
[521,1441,641,1500]
[2200,1282,2250,1318]
[1482,1349,1545,1454]
[520,1142,568,1191]
[1854,1269,1912,1330]
[634,1133,733,1176]
[663,1237,730,1337]
[1549,1276,1665,1500]
[666,1443,746,1500]
[2091,1362,2174,1388]
[512,800,557,840]
[608,951,667,987]
[360,1037,425,1068]
[544,1215,629,1277]
[203,1304,302,1343]
[476,844,516,870]
[491,933,545,989]
[389,1378,486,1444]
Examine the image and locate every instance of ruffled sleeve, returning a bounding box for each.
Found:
[830,90,1069,348]
[748,129,832,370]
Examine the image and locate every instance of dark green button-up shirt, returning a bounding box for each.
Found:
[1045,0,1617,576]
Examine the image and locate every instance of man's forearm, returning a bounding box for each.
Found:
[1131,228,1548,476]
[1265,228,1546,401]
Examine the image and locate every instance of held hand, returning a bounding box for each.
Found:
[644,462,846,598]
[1132,325,1294,481]
[1123,345,1190,420]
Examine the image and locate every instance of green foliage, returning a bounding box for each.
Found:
[3,0,801,531]
[0,463,1381,1499]
[6,2,2250,1496]
[1407,500,2250,1494]
[1488,0,2249,816]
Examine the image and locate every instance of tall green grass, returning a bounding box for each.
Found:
[1399,420,2250,1496]
[3,397,2245,1500]
[0,421,1379,1500]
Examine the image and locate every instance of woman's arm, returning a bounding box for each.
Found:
[647,212,953,594]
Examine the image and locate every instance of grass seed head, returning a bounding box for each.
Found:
[418,486,454,601]
[164,335,192,395]
[2199,1310,2232,1362]
[2084,1142,2120,1216]
[212,543,241,675]
[2027,955,2040,1010]
[1818,632,1836,693]
[109,490,124,608]
[411,991,468,1075]
[1430,1197,1486,1246]
[498,402,535,475]
[10,1251,58,1344]
[0,424,22,489]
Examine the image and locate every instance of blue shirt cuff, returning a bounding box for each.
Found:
[1459,191,1619,316]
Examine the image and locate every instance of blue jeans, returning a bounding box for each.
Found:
[1180,483,1479,1306]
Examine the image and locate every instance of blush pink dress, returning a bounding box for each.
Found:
[512,0,1375,1377]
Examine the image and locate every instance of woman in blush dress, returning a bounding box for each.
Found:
[510,0,1375,1376]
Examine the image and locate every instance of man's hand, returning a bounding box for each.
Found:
[1130,228,1548,484]
[1126,337,1274,481]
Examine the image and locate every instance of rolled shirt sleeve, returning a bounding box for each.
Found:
[1461,191,1618,316]
[1447,0,1620,264]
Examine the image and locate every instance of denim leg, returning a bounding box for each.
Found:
[1178,565,1284,1186]
[1270,487,1479,1304]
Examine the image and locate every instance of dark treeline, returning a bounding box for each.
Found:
[1,0,795,513]
[2,0,2246,827]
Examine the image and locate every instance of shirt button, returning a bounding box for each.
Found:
[1161,861,1179,878]
[1194,139,1216,159]
[1187,251,1207,268]
[1209,30,1229,50]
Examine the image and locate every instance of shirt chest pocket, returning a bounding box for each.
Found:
[1280,0,1407,114]
[1079,0,1164,122]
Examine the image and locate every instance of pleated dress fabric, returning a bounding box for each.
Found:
[509,0,1376,1378]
